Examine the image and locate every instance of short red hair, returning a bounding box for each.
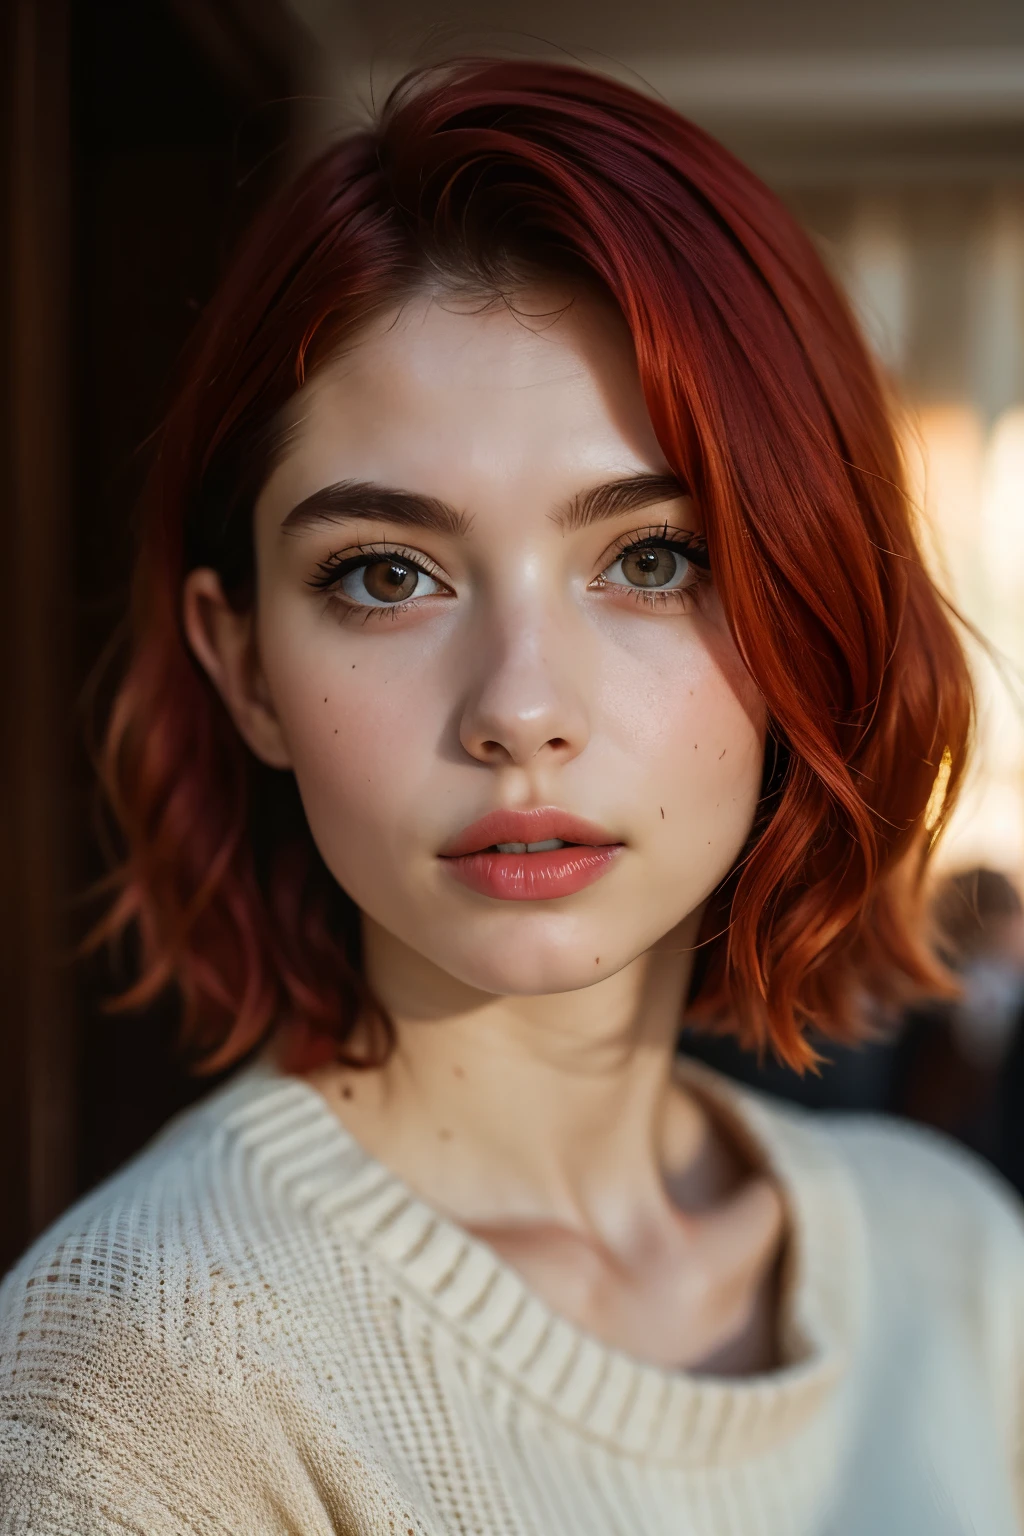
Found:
[91,58,972,1074]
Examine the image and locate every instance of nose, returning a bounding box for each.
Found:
[458,607,591,769]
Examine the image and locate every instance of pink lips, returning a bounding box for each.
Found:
[438,808,623,902]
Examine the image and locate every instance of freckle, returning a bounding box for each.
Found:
[438,1128,452,1141]
[341,1085,353,1100]
[660,806,664,819]
[453,1065,465,1079]
[334,729,338,734]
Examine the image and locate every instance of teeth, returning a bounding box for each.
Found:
[494,838,568,854]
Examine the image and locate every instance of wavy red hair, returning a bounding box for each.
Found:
[89,58,973,1075]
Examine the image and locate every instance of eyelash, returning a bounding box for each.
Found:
[306,542,448,624]
[307,542,445,591]
[306,526,711,621]
[597,524,710,610]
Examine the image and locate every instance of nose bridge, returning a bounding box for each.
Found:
[458,578,590,766]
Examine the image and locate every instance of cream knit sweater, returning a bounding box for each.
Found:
[1,1053,1023,1535]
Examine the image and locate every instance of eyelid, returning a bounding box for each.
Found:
[307,540,452,591]
[598,523,710,569]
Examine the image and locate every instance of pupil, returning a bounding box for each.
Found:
[624,547,678,588]
[364,559,417,602]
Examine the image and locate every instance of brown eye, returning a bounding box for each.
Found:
[620,547,680,587]
[338,557,442,607]
[601,544,694,591]
[363,559,418,601]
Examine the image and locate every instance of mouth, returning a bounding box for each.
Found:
[438,809,623,901]
[439,808,621,859]
[488,837,570,854]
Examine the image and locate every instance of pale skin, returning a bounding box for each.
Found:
[183,284,787,1375]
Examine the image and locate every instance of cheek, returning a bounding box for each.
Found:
[598,611,766,885]
[256,609,444,872]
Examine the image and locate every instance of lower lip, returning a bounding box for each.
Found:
[440,844,622,901]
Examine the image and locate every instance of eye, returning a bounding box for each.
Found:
[308,549,447,608]
[600,541,701,591]
[339,556,443,607]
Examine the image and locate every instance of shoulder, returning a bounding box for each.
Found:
[816,1110,1024,1261]
[1,1062,359,1356]
[806,1109,1024,1387]
[741,1093,1024,1427]
[720,1063,1024,1327]
[0,1067,286,1392]
[0,1063,368,1529]
[0,1061,361,1410]
[812,1113,1024,1482]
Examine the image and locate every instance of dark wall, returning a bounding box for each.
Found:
[1,0,304,1276]
[0,0,74,1278]
[70,0,295,1201]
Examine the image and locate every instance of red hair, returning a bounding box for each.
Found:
[90,58,972,1074]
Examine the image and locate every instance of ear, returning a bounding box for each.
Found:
[182,568,293,770]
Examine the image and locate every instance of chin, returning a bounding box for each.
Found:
[460,959,615,997]
[429,928,635,997]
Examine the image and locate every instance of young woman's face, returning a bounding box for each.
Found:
[209,287,766,997]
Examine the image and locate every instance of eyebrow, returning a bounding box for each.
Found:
[554,472,690,532]
[279,471,689,540]
[280,481,471,538]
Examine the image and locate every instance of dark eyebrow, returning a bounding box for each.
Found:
[280,480,471,539]
[554,473,690,532]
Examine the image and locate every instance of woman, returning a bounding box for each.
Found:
[1,58,1021,1535]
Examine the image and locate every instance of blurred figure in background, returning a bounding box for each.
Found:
[892,867,1024,1157]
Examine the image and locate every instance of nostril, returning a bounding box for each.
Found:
[463,730,580,767]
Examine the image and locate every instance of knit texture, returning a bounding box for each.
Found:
[1,1053,1022,1534]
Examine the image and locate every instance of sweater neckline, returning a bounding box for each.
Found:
[217,1050,867,1466]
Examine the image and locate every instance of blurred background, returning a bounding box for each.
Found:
[3,0,1024,1275]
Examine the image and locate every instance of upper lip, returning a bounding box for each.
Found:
[440,807,621,858]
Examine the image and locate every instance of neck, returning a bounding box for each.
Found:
[309,913,723,1245]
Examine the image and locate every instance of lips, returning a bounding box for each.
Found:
[438,808,623,902]
[439,807,620,859]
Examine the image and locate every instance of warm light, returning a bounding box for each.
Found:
[903,403,1024,883]
[900,404,986,603]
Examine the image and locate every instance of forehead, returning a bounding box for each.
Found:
[264,287,669,516]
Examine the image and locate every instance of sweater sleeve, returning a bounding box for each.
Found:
[0,1233,417,1536]
[0,1287,348,1535]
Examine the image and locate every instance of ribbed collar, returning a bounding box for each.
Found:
[204,1051,868,1467]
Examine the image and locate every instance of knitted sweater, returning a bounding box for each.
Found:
[1,1053,1022,1535]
